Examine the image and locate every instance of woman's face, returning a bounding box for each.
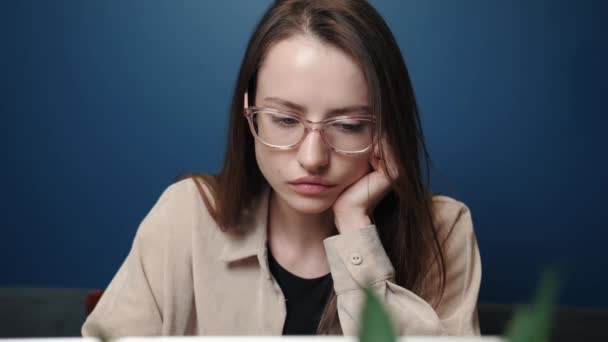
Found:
[251,35,373,215]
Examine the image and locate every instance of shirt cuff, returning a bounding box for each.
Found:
[323,224,395,294]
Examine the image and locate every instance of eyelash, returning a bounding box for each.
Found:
[272,116,299,126]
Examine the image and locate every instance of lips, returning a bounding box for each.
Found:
[288,176,336,186]
[288,176,336,195]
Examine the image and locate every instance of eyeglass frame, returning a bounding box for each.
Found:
[243,106,377,154]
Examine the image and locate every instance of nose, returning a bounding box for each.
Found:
[297,128,329,174]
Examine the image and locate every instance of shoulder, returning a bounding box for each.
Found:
[159,176,214,205]
[430,195,476,245]
[431,195,472,224]
[134,177,219,246]
[423,195,481,324]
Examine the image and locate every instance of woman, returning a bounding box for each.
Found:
[83,0,481,336]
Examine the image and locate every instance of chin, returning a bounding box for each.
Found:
[281,191,336,215]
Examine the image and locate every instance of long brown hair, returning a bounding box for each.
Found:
[187,0,446,335]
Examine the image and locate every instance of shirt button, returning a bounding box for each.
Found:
[350,254,363,265]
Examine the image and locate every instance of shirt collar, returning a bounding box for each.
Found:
[219,186,271,264]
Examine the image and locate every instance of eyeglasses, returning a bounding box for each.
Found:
[244,106,376,154]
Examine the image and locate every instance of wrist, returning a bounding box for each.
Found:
[334,212,372,233]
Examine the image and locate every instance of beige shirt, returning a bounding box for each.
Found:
[82,178,481,337]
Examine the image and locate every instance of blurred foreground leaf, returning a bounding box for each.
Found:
[506,269,560,342]
[359,287,396,342]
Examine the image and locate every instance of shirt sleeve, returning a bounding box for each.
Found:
[81,180,198,337]
[323,200,481,336]
[81,222,164,336]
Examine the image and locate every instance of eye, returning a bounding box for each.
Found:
[332,120,367,133]
[339,123,362,131]
[271,115,299,126]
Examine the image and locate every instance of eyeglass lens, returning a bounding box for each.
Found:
[251,111,374,152]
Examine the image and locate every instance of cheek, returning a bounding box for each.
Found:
[337,154,372,183]
[255,143,286,180]
[254,144,270,174]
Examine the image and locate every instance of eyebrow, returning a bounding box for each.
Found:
[263,96,370,116]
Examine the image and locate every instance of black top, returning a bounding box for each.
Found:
[268,249,333,335]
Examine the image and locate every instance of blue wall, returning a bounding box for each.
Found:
[2,0,606,308]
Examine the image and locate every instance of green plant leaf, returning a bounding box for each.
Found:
[505,269,560,342]
[359,287,397,342]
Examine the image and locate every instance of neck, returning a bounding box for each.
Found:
[268,191,336,252]
[267,190,335,278]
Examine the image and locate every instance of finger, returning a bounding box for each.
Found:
[366,168,392,200]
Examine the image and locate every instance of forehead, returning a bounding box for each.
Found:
[255,35,368,117]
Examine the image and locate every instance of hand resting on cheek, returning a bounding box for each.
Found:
[331,139,398,233]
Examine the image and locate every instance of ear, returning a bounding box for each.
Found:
[369,142,381,171]
[244,92,249,109]
[374,142,381,158]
